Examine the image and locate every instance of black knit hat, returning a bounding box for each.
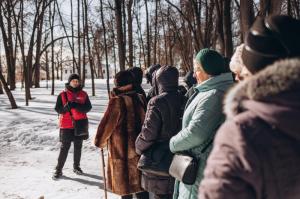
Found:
[145,64,161,84]
[114,70,134,87]
[242,15,300,74]
[128,67,143,85]
[68,74,80,83]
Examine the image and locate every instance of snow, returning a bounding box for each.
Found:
[0,79,150,199]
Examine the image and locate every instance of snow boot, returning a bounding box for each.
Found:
[52,170,62,180]
[73,167,83,175]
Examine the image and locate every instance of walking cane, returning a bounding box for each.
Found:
[101,148,108,199]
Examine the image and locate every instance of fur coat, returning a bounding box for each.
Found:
[94,85,147,196]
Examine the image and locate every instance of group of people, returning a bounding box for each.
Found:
[53,15,300,199]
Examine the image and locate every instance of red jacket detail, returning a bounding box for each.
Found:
[59,89,88,129]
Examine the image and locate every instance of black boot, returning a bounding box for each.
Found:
[73,140,83,175]
[73,167,83,175]
[52,169,63,180]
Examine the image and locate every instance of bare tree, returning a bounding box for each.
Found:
[50,0,56,95]
[145,0,151,67]
[0,69,17,108]
[0,1,16,90]
[223,0,233,57]
[84,0,95,96]
[78,0,82,76]
[115,0,126,71]
[240,0,255,42]
[127,0,134,68]
[259,0,283,16]
[101,0,111,94]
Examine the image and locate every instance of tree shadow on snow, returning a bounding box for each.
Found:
[81,173,103,181]
[61,175,108,191]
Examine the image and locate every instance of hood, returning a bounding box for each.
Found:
[195,72,234,93]
[183,71,197,89]
[146,64,161,85]
[65,83,83,93]
[153,66,179,94]
[224,58,300,140]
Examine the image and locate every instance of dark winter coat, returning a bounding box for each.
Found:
[183,71,197,90]
[94,84,147,196]
[135,66,186,195]
[199,58,300,199]
[145,64,161,102]
[55,84,92,141]
[134,84,147,100]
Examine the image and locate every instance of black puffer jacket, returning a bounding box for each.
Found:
[135,66,185,195]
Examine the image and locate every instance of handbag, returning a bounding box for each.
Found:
[63,92,89,137]
[169,154,198,185]
[137,141,173,176]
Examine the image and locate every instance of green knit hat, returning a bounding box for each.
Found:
[195,48,226,75]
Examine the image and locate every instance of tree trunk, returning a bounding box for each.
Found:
[82,0,86,87]
[153,0,159,64]
[215,0,225,54]
[70,0,75,73]
[60,40,63,81]
[84,0,95,96]
[0,63,4,94]
[240,0,254,42]
[115,0,126,71]
[100,0,111,95]
[46,50,49,89]
[223,0,233,57]
[78,0,81,76]
[34,5,46,88]
[145,0,151,67]
[51,1,56,95]
[260,0,283,16]
[127,0,134,68]
[0,71,17,109]
[0,2,16,90]
[135,4,146,69]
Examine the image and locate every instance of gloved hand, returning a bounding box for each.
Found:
[69,101,78,108]
[63,102,71,112]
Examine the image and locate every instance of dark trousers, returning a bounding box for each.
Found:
[56,139,83,171]
[121,191,149,199]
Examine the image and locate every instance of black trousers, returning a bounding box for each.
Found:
[121,191,149,199]
[56,139,83,171]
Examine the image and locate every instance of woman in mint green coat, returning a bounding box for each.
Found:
[169,49,234,199]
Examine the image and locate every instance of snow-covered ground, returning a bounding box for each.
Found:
[0,79,150,199]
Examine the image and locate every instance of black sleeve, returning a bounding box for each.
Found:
[55,94,66,114]
[75,95,92,113]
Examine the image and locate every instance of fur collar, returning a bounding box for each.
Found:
[224,58,300,118]
[110,84,135,97]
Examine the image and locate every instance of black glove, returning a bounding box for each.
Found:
[63,102,71,112]
[69,102,78,108]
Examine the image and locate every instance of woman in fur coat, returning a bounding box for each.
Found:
[94,71,148,199]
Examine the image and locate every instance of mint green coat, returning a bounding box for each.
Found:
[169,73,234,199]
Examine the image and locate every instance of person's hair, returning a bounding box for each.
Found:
[114,70,134,87]
[193,59,205,72]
